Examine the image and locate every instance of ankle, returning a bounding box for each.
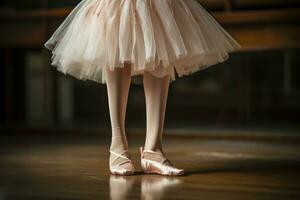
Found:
[143,145,163,154]
[141,146,174,166]
[109,148,132,167]
[110,136,128,152]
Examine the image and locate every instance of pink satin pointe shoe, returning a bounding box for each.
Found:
[109,150,135,175]
[140,147,184,176]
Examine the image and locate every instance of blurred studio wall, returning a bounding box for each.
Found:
[0,0,300,134]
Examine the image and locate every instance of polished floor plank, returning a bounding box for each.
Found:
[0,132,300,200]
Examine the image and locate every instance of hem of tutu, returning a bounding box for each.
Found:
[47,45,241,85]
[51,59,211,85]
[50,62,172,85]
[172,47,240,79]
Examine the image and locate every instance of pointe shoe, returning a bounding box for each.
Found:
[140,147,184,176]
[109,150,135,175]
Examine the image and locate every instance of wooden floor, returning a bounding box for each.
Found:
[0,132,300,200]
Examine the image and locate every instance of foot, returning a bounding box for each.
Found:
[140,147,184,176]
[109,149,135,175]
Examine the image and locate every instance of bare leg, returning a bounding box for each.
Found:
[143,71,172,165]
[105,64,133,169]
[141,72,185,176]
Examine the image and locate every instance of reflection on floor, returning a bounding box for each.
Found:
[0,132,300,200]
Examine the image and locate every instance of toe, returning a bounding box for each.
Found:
[120,162,135,173]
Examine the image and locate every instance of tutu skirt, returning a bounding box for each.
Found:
[45,0,242,84]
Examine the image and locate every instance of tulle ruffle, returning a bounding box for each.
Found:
[45,0,242,84]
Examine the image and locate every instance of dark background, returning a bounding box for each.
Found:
[0,0,300,136]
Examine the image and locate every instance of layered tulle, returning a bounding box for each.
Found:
[45,0,242,84]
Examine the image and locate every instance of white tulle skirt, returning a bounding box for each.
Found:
[45,0,242,84]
